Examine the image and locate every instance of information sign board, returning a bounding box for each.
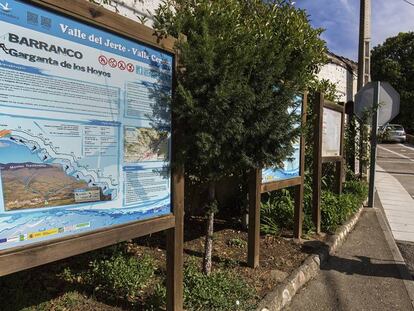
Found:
[322,107,342,157]
[262,95,303,183]
[0,0,173,250]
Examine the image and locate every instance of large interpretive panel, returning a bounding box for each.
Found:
[0,0,172,249]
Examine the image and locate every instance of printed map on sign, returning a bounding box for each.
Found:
[0,0,173,250]
[262,96,303,183]
[124,127,169,163]
[0,118,118,211]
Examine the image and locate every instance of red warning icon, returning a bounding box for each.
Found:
[98,55,107,65]
[108,58,117,68]
[118,60,126,71]
[127,63,134,73]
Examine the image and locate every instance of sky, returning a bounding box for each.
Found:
[294,0,414,61]
[0,140,41,164]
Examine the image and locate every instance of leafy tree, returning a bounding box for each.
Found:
[371,32,414,133]
[154,0,326,274]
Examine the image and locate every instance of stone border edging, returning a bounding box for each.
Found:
[256,205,365,311]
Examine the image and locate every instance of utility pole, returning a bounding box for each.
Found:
[357,0,371,178]
[358,0,371,89]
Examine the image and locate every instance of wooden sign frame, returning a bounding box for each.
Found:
[248,93,307,268]
[0,1,184,310]
[312,93,345,234]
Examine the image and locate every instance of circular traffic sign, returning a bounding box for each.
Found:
[98,55,107,65]
[118,60,126,71]
[127,63,134,72]
[108,58,117,68]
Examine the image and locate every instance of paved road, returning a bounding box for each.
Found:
[377,143,414,277]
[377,143,414,199]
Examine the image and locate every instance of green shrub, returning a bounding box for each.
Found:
[260,189,294,235]
[344,179,368,203]
[145,283,167,311]
[62,251,156,302]
[320,190,340,233]
[303,176,316,234]
[260,177,367,235]
[183,259,256,311]
[88,252,155,300]
[145,259,257,310]
[321,180,367,233]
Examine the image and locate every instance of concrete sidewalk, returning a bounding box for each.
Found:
[285,207,414,311]
[376,165,414,242]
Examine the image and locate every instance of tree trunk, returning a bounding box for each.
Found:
[202,182,215,275]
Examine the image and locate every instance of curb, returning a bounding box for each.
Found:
[256,206,364,311]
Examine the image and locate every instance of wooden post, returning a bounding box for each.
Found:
[166,165,184,311]
[312,92,323,234]
[167,36,185,310]
[293,92,307,239]
[248,169,261,268]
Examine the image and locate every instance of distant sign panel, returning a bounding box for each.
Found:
[0,0,173,250]
[262,96,303,183]
[322,108,342,157]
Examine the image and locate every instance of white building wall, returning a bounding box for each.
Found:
[92,0,163,28]
[317,62,358,103]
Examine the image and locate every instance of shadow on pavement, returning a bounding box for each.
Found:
[322,255,412,280]
[301,240,412,281]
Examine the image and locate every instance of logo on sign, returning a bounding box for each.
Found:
[98,55,134,73]
[118,60,126,71]
[98,55,108,66]
[108,58,117,68]
[127,63,134,73]
[0,2,11,12]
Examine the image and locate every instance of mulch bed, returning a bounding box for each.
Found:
[132,216,310,299]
